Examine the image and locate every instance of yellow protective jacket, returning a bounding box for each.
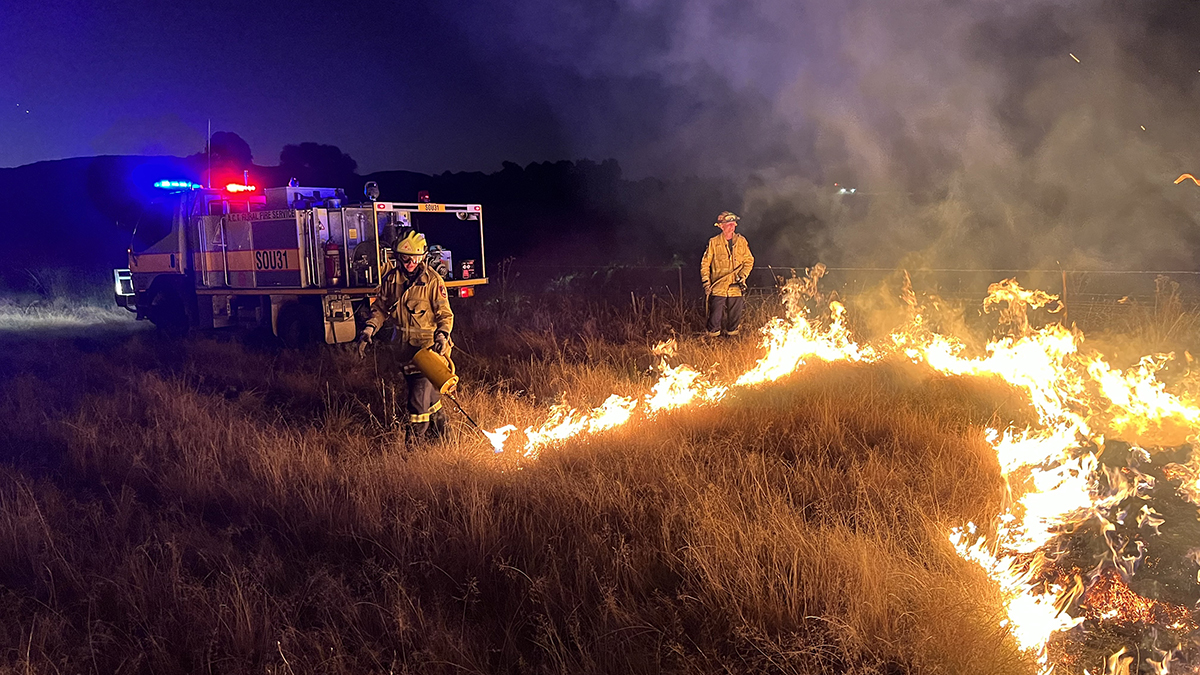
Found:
[701,233,754,297]
[366,262,454,349]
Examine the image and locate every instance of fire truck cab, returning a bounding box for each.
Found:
[113,181,488,345]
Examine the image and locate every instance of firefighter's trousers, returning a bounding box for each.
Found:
[396,343,448,439]
[402,371,445,437]
[706,295,745,336]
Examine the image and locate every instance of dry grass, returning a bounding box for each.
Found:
[0,298,134,332]
[0,291,1056,674]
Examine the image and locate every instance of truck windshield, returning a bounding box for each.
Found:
[131,201,175,252]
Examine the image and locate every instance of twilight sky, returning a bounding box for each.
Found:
[5,0,1200,268]
[2,0,1198,176]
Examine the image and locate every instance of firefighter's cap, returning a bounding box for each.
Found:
[714,210,740,227]
[395,230,427,256]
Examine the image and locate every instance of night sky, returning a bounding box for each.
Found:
[1,0,575,174]
[5,0,1200,268]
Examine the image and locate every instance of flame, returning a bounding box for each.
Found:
[478,269,1200,672]
[1086,354,1200,446]
[646,364,727,412]
[651,338,678,357]
[521,395,639,459]
[912,281,1200,671]
[950,525,1085,654]
[484,424,516,453]
[485,269,869,456]
[737,299,876,385]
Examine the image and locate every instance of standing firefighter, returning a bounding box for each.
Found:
[701,210,754,337]
[357,231,454,439]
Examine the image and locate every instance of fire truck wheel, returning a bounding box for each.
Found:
[276,302,323,349]
[146,287,191,338]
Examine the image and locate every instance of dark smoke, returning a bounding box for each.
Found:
[448,0,1200,271]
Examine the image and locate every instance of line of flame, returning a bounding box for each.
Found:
[478,275,1200,671]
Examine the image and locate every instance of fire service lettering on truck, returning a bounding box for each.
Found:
[255,249,297,271]
[227,209,296,222]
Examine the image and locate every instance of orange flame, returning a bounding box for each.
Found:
[479,270,1200,671]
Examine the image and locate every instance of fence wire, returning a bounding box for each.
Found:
[506,262,1200,301]
[497,262,1200,337]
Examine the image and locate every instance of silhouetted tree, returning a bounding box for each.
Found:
[185,131,254,185]
[209,131,253,169]
[279,143,358,186]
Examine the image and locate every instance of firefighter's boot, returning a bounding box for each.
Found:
[404,421,428,447]
[429,409,449,440]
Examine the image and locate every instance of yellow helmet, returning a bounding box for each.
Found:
[395,230,427,255]
[714,210,740,227]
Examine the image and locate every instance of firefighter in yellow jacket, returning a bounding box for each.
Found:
[701,210,754,337]
[357,230,454,438]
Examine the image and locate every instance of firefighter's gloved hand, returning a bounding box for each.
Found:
[432,330,450,355]
[356,327,374,359]
[702,282,712,296]
[736,279,748,293]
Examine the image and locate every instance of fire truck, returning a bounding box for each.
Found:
[113,180,488,345]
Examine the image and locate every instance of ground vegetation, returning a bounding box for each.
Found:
[5,276,1196,674]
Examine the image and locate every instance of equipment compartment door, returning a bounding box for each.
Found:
[248,216,303,287]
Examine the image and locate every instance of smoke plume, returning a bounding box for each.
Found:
[453,0,1200,271]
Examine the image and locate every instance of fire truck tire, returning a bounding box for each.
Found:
[276,302,323,349]
[145,284,192,338]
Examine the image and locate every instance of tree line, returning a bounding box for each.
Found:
[0,132,830,297]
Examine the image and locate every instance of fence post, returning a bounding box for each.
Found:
[1061,268,1069,326]
[678,266,685,335]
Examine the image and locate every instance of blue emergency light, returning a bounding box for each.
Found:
[153,179,200,190]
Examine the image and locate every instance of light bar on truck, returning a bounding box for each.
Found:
[225,183,257,193]
[154,180,200,190]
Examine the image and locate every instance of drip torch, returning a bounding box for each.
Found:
[410,347,485,434]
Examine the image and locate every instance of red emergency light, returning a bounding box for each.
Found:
[225,183,257,193]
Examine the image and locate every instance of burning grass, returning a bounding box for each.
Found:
[0,300,1042,674]
[2,278,1199,673]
